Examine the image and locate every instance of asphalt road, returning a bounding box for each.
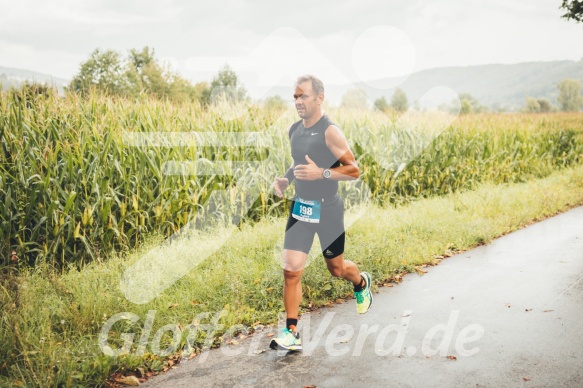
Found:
[142,206,583,388]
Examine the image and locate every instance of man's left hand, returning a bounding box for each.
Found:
[294,155,324,181]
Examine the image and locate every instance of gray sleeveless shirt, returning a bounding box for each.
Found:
[289,114,341,200]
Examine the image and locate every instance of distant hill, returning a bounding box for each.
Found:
[0,66,68,93]
[263,59,583,111]
[2,59,582,111]
[361,59,583,111]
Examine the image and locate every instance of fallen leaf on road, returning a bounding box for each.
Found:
[446,355,457,361]
[415,266,428,275]
[117,375,140,386]
[303,385,316,388]
[266,332,274,337]
[543,310,554,313]
[254,349,266,355]
[525,308,532,312]
[523,377,530,381]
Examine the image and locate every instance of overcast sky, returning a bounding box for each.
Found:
[1,0,582,98]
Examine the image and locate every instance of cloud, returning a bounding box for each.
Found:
[0,0,582,88]
[0,39,84,78]
[177,27,356,98]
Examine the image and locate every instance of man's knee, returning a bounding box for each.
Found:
[283,269,302,283]
[282,249,307,272]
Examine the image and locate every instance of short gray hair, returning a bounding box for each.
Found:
[296,74,324,96]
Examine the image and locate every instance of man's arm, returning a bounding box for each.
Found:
[323,125,360,180]
[293,125,360,181]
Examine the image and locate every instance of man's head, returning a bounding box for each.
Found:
[294,75,324,120]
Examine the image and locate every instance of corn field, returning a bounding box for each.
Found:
[1,90,582,268]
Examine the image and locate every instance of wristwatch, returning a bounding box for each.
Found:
[322,169,332,179]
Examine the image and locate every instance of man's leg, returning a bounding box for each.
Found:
[271,203,314,350]
[325,253,373,314]
[270,249,307,350]
[325,253,363,286]
[282,249,308,327]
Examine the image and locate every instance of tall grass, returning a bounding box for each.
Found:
[1,90,582,270]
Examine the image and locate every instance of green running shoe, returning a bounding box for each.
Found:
[354,272,373,314]
[269,328,302,351]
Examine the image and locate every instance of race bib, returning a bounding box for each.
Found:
[292,197,321,223]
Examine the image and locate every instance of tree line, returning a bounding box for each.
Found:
[371,81,582,114]
[3,45,583,113]
[341,79,583,114]
[67,46,246,104]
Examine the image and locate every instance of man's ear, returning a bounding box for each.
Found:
[317,93,325,105]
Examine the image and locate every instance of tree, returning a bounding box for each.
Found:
[125,47,167,97]
[459,93,487,114]
[390,88,408,112]
[439,93,487,114]
[341,88,368,109]
[67,46,211,104]
[560,0,583,23]
[68,49,126,96]
[192,81,211,105]
[209,64,247,102]
[537,98,553,113]
[525,97,541,113]
[373,96,389,113]
[558,79,582,111]
[460,99,473,115]
[525,97,554,113]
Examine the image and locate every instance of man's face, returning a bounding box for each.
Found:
[294,81,322,119]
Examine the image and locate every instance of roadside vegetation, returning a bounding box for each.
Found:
[1,78,582,386]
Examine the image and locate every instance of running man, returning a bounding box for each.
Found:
[270,75,372,351]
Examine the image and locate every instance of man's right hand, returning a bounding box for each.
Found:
[273,177,289,198]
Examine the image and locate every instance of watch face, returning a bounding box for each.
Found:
[323,169,331,178]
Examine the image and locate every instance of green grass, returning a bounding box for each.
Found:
[2,163,583,387]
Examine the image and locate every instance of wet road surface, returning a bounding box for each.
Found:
[143,206,583,387]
